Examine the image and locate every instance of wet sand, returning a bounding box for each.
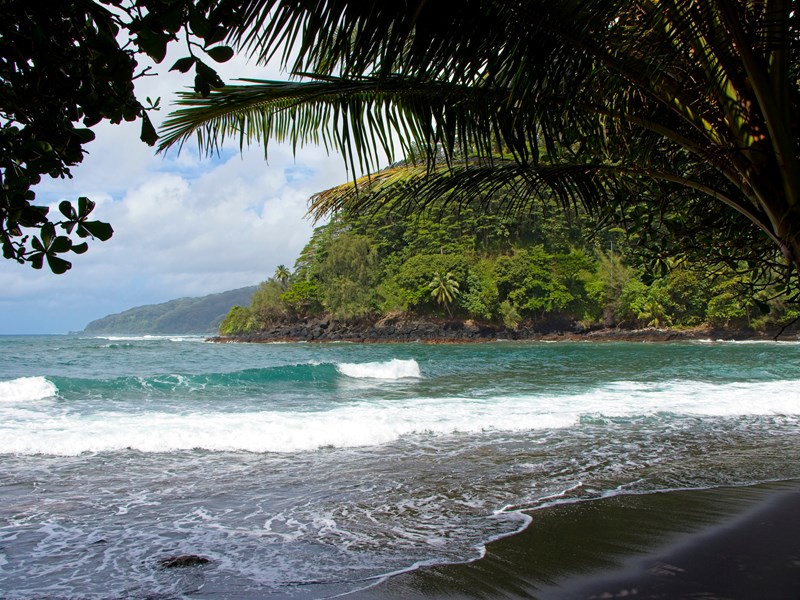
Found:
[349,480,800,599]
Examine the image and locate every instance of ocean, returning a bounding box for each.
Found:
[1,335,799,599]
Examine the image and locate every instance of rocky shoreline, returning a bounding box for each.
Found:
[209,315,799,344]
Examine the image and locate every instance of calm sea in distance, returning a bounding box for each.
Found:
[1,334,799,598]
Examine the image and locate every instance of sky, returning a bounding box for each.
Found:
[0,47,364,334]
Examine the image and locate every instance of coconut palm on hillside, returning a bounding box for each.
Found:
[429,271,460,318]
[274,264,291,289]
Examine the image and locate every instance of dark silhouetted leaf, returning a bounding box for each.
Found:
[206,45,234,63]
[78,197,95,218]
[72,128,96,143]
[46,254,71,274]
[203,26,228,47]
[59,201,76,219]
[82,220,113,241]
[29,253,44,270]
[140,112,158,146]
[50,236,72,253]
[170,56,196,73]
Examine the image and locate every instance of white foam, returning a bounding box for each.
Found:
[1,378,798,456]
[572,379,800,417]
[0,377,58,403]
[0,395,572,455]
[690,339,800,345]
[94,335,159,341]
[336,359,421,380]
[93,335,204,342]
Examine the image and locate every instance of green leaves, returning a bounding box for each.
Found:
[29,224,75,274]
[59,197,114,241]
[9,197,115,274]
[429,271,460,316]
[80,220,114,241]
[225,175,797,336]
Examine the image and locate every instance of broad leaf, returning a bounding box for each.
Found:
[82,220,114,241]
[46,254,72,274]
[140,112,158,146]
[206,45,234,63]
[170,56,196,73]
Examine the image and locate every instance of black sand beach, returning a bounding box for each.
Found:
[350,481,800,599]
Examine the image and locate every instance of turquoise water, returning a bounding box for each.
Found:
[1,335,799,598]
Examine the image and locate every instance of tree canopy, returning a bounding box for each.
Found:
[160,0,800,290]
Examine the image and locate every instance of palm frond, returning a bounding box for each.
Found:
[308,158,625,225]
[158,75,547,174]
[230,0,529,80]
[307,152,781,251]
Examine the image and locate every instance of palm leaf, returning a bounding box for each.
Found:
[159,75,547,173]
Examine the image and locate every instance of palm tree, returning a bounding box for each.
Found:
[274,264,291,289]
[639,297,673,330]
[159,1,800,279]
[429,271,460,317]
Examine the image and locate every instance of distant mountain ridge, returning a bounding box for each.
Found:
[82,286,258,334]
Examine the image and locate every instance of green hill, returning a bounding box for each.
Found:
[82,286,258,334]
[219,192,797,337]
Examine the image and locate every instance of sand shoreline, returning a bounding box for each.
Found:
[347,480,800,599]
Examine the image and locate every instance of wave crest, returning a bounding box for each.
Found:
[336,359,421,380]
[0,376,58,403]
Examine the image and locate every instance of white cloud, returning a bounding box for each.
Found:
[0,50,360,334]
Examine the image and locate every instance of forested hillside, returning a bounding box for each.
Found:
[220,196,797,337]
[83,286,258,334]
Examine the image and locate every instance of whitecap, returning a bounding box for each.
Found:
[94,335,203,342]
[336,359,421,380]
[0,376,58,403]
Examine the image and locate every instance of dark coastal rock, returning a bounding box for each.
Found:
[208,316,800,344]
[157,554,211,568]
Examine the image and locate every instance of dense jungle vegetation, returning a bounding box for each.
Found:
[220,194,798,336]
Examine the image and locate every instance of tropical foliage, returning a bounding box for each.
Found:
[221,195,798,335]
[274,264,291,287]
[429,271,460,317]
[160,0,800,292]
